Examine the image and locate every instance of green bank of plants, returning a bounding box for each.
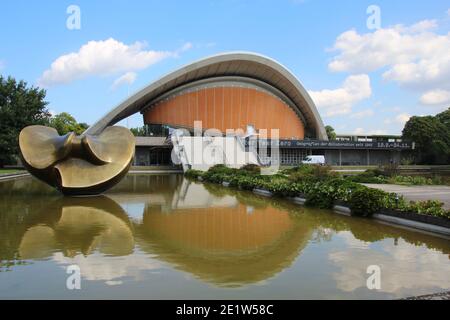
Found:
[346,166,445,186]
[388,175,443,186]
[185,164,450,219]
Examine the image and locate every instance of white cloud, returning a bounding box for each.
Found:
[309,74,372,117]
[371,129,388,135]
[399,19,438,33]
[111,71,137,90]
[53,251,162,284]
[38,38,192,87]
[329,233,450,297]
[353,128,387,135]
[353,128,364,135]
[384,113,410,126]
[350,109,374,119]
[328,20,450,91]
[179,42,193,52]
[395,113,411,125]
[420,89,450,105]
[447,9,450,17]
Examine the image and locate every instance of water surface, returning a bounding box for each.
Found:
[0,174,449,299]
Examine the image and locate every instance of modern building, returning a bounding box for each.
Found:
[86,52,413,167]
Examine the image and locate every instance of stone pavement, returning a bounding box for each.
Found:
[402,291,450,300]
[363,184,450,210]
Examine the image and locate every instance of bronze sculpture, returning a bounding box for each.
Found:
[19,125,135,196]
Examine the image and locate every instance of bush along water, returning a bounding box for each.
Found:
[348,188,386,217]
[185,165,450,219]
[346,167,445,186]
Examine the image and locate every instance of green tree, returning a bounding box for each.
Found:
[436,108,450,125]
[325,125,336,140]
[402,108,450,164]
[49,112,88,135]
[130,126,147,136]
[0,76,51,167]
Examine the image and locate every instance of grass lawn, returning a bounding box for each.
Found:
[0,169,25,175]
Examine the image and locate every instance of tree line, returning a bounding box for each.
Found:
[0,76,88,167]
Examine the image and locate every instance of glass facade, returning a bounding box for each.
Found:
[134,147,172,166]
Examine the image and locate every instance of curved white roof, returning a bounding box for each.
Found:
[86,52,327,140]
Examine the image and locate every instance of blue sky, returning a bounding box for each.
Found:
[1,0,449,134]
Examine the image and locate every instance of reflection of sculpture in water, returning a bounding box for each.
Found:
[18,125,135,196]
[18,196,134,260]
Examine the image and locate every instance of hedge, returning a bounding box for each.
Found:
[185,165,450,219]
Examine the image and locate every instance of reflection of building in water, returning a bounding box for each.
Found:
[110,175,313,286]
[142,205,293,253]
[171,179,237,209]
[136,203,312,287]
[2,175,449,291]
[8,177,312,287]
[107,174,238,212]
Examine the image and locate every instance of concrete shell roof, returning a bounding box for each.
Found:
[86,52,327,140]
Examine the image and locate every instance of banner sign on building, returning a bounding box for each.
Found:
[247,139,414,150]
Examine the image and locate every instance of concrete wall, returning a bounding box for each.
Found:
[133,145,404,167]
[322,149,402,166]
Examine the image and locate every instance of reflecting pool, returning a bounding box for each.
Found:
[0,174,449,299]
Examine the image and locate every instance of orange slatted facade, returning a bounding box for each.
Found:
[144,86,305,139]
[143,204,293,251]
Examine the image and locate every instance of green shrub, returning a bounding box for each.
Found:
[380,163,400,177]
[197,164,450,220]
[266,180,299,197]
[240,164,261,175]
[207,164,235,175]
[305,189,334,209]
[406,200,450,218]
[347,170,444,186]
[202,164,235,183]
[287,164,336,182]
[380,193,407,210]
[185,169,204,179]
[346,170,388,184]
[349,187,386,217]
[388,175,436,185]
[304,180,335,209]
[236,175,259,190]
[312,165,337,179]
[282,164,313,176]
[324,178,362,202]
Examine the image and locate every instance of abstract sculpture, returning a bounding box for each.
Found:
[19,125,135,196]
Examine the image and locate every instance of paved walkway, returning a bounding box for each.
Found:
[363,184,450,210]
[402,291,450,300]
[0,172,30,181]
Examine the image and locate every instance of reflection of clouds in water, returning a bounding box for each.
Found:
[311,227,335,243]
[329,232,450,297]
[53,251,162,285]
[119,203,145,223]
